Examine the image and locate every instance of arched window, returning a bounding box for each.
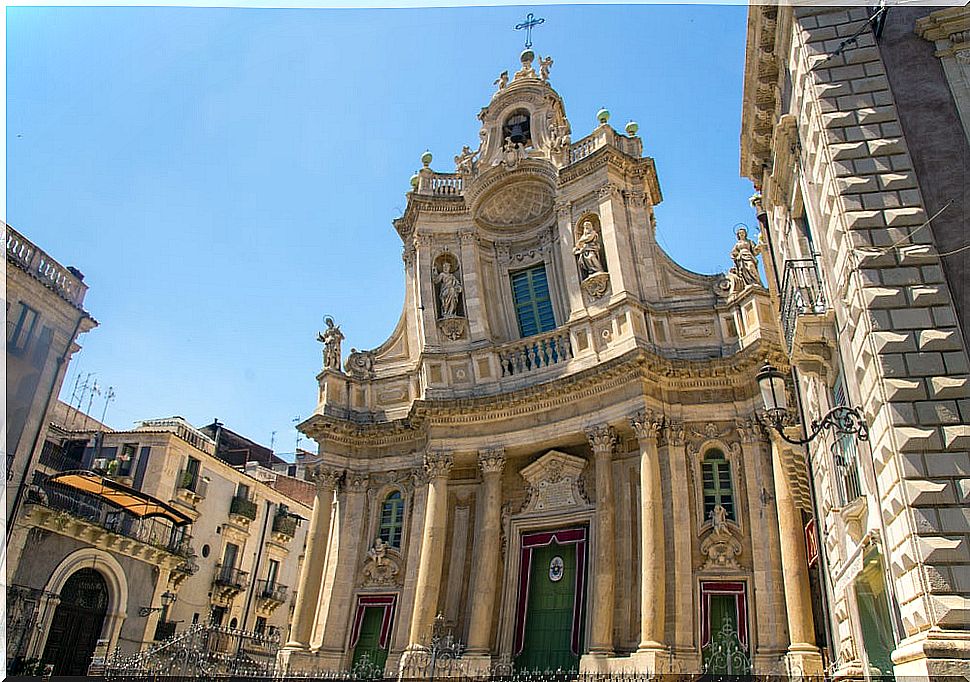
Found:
[701,449,735,522]
[503,110,532,147]
[379,491,405,549]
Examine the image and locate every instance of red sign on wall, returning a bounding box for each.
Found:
[805,518,819,567]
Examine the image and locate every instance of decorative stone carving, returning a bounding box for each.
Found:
[519,450,589,513]
[317,317,345,372]
[361,537,402,587]
[476,181,554,229]
[309,465,342,490]
[555,201,572,218]
[438,317,467,341]
[597,183,620,200]
[630,411,664,441]
[735,418,762,444]
[581,272,610,300]
[494,70,509,91]
[727,226,763,296]
[346,348,375,379]
[585,424,616,457]
[424,450,454,480]
[665,420,686,446]
[574,220,605,277]
[699,505,742,571]
[455,145,477,175]
[538,55,553,81]
[347,472,369,491]
[478,447,506,475]
[499,137,528,169]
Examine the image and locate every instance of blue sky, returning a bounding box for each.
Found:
[8,4,754,457]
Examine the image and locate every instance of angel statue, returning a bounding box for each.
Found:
[538,55,553,81]
[317,316,345,371]
[727,226,762,295]
[434,261,463,318]
[573,220,605,279]
[494,71,509,90]
[454,145,475,174]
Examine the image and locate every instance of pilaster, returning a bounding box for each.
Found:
[586,424,617,657]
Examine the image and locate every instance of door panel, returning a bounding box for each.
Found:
[517,541,579,672]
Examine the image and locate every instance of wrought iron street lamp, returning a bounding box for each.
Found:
[756,360,869,445]
[138,590,176,617]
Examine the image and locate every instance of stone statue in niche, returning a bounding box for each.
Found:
[317,316,344,372]
[434,260,463,318]
[574,220,605,278]
[727,226,763,295]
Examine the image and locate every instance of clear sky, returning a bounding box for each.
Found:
[8,3,755,458]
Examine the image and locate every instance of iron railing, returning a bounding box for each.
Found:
[272,511,298,538]
[153,619,177,641]
[833,438,864,506]
[256,579,288,603]
[229,494,258,521]
[24,473,190,557]
[214,563,249,590]
[780,258,827,350]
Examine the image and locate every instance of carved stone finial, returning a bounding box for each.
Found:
[478,447,506,476]
[586,424,616,456]
[630,411,664,442]
[424,450,454,480]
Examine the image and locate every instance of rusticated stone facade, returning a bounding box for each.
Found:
[283,48,820,677]
[741,4,970,678]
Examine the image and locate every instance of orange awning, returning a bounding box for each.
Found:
[48,471,192,526]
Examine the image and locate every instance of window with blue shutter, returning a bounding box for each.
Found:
[510,265,556,338]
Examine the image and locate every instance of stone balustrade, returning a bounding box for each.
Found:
[4,224,89,307]
[430,173,463,196]
[496,328,573,377]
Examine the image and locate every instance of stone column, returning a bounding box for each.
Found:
[458,229,490,341]
[465,448,506,663]
[284,466,339,650]
[586,425,617,656]
[630,412,667,663]
[406,450,454,649]
[555,201,586,318]
[769,432,823,674]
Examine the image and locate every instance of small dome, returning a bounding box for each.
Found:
[625,120,639,136]
[421,150,433,167]
[410,173,420,189]
[597,108,610,124]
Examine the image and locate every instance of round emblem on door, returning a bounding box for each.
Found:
[549,556,564,582]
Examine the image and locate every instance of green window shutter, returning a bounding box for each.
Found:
[701,451,735,521]
[511,265,556,338]
[379,491,405,548]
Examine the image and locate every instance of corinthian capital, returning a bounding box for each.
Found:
[597,183,620,201]
[309,465,342,490]
[630,411,664,442]
[555,201,572,219]
[586,424,616,457]
[424,450,454,480]
[478,447,506,476]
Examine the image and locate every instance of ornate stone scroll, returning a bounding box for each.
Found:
[361,537,402,587]
[519,450,589,513]
[700,505,743,571]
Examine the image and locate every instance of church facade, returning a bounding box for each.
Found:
[282,49,821,676]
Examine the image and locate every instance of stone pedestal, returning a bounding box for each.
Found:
[785,645,824,676]
[892,628,970,679]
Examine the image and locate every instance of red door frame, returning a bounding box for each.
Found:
[699,580,748,648]
[349,594,397,650]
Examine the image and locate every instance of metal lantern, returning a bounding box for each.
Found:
[756,360,788,414]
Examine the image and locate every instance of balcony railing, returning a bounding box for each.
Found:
[4,225,89,307]
[780,258,827,350]
[141,418,216,455]
[25,473,190,557]
[214,564,249,590]
[833,438,863,506]
[430,173,463,196]
[271,511,298,538]
[255,579,288,603]
[229,494,257,521]
[497,328,573,378]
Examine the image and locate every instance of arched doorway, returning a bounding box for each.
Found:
[41,568,109,675]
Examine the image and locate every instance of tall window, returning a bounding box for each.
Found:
[8,302,38,353]
[379,491,405,549]
[833,370,862,504]
[511,265,555,338]
[701,450,735,522]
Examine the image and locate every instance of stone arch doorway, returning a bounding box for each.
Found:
[41,568,109,675]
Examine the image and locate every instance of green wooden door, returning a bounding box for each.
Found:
[703,594,749,675]
[351,607,388,675]
[517,542,579,672]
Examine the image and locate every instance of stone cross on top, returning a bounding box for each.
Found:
[514,12,545,49]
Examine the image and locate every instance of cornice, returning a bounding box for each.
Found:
[740,3,786,188]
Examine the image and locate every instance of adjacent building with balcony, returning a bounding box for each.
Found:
[4,225,97,523]
[6,409,312,675]
[741,3,970,677]
[282,47,825,678]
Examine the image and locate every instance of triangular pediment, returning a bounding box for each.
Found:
[519,450,589,513]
